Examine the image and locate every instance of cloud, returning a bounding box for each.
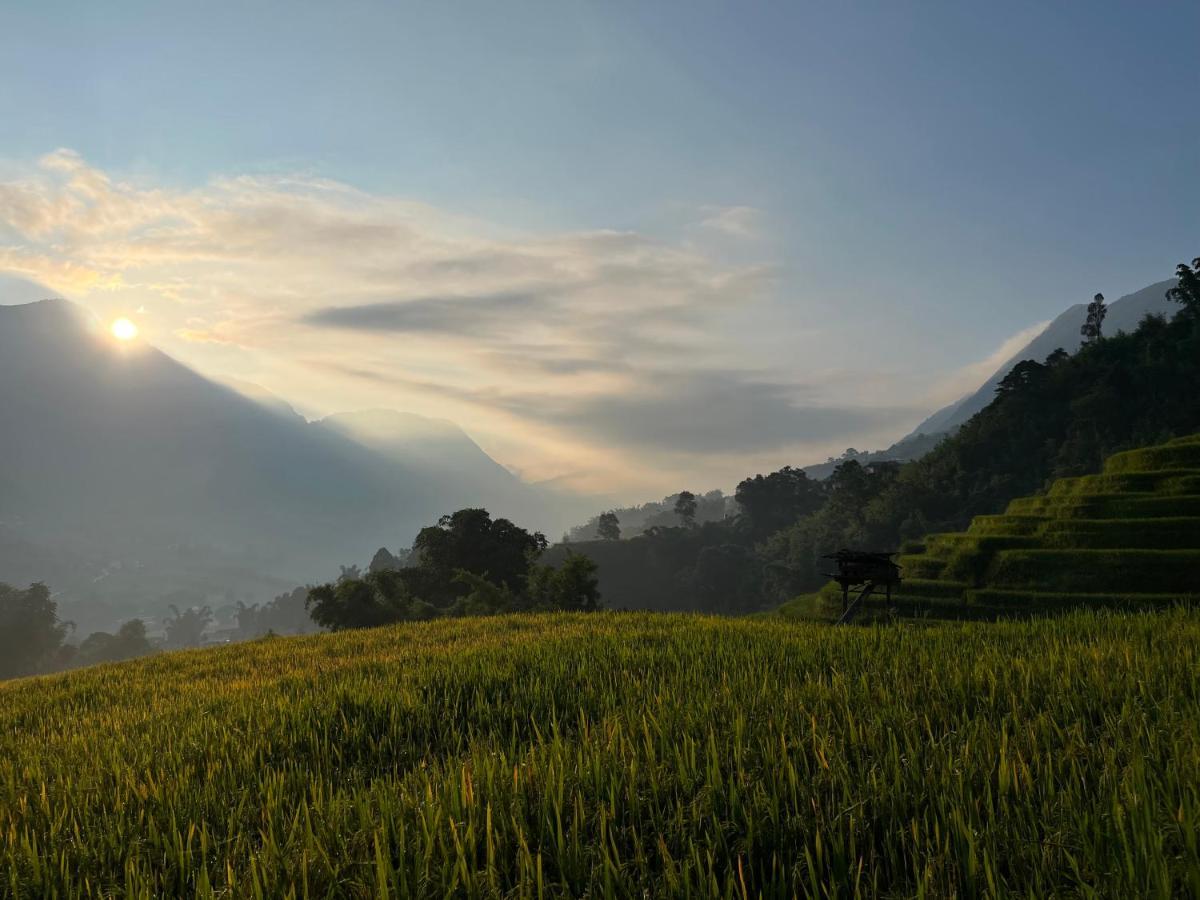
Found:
[0,150,899,493]
[305,291,553,335]
[928,319,1052,407]
[529,370,920,454]
[308,361,919,455]
[697,205,764,239]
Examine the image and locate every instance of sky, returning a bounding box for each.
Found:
[1,1,1197,497]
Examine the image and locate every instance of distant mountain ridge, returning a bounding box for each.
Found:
[0,298,567,630]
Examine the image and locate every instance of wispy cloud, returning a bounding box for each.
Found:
[697,205,764,239]
[305,291,554,335]
[0,151,903,493]
[927,319,1052,408]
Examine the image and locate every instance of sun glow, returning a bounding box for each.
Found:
[111,318,139,341]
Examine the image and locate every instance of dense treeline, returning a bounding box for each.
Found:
[0,581,318,681]
[307,508,600,630]
[566,490,732,541]
[549,256,1200,612]
[0,582,154,679]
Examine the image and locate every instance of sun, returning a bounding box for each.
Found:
[111,318,139,341]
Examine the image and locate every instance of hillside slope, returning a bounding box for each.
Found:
[3,610,1199,896]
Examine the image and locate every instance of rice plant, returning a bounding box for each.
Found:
[3,609,1199,897]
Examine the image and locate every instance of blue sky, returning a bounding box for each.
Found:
[1,1,1197,494]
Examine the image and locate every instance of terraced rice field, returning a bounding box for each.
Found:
[3,610,1200,897]
[876,434,1200,618]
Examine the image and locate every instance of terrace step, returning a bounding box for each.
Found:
[1039,517,1200,550]
[1104,442,1200,474]
[965,589,1196,610]
[966,515,1046,536]
[1006,494,1200,519]
[988,548,1200,594]
[898,554,947,579]
[1047,469,1200,498]
[894,578,969,600]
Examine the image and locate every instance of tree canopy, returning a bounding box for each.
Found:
[1167,257,1200,317]
[1081,292,1106,343]
[734,466,824,535]
[0,582,71,679]
[674,491,698,526]
[596,512,621,541]
[307,508,598,630]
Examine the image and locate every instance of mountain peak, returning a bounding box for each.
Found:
[0,297,107,352]
[0,296,79,318]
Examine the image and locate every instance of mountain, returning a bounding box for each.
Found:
[317,409,561,529]
[905,279,1179,441]
[0,299,558,630]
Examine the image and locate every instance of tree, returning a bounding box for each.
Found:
[306,572,428,631]
[686,544,758,612]
[1166,257,1200,317]
[995,358,1050,397]
[234,601,260,638]
[164,605,212,649]
[113,619,153,658]
[411,508,547,602]
[257,587,318,635]
[673,491,698,527]
[735,466,825,534]
[75,619,154,668]
[526,554,601,611]
[597,511,621,541]
[0,582,71,679]
[1080,293,1107,343]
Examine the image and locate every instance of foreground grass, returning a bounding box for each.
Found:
[3,611,1200,898]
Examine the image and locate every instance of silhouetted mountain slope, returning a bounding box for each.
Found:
[321,410,517,491]
[906,279,1178,441]
[0,299,556,624]
[0,300,431,572]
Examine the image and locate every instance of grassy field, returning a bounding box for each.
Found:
[3,610,1200,897]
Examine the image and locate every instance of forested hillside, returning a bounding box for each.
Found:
[549,258,1200,612]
